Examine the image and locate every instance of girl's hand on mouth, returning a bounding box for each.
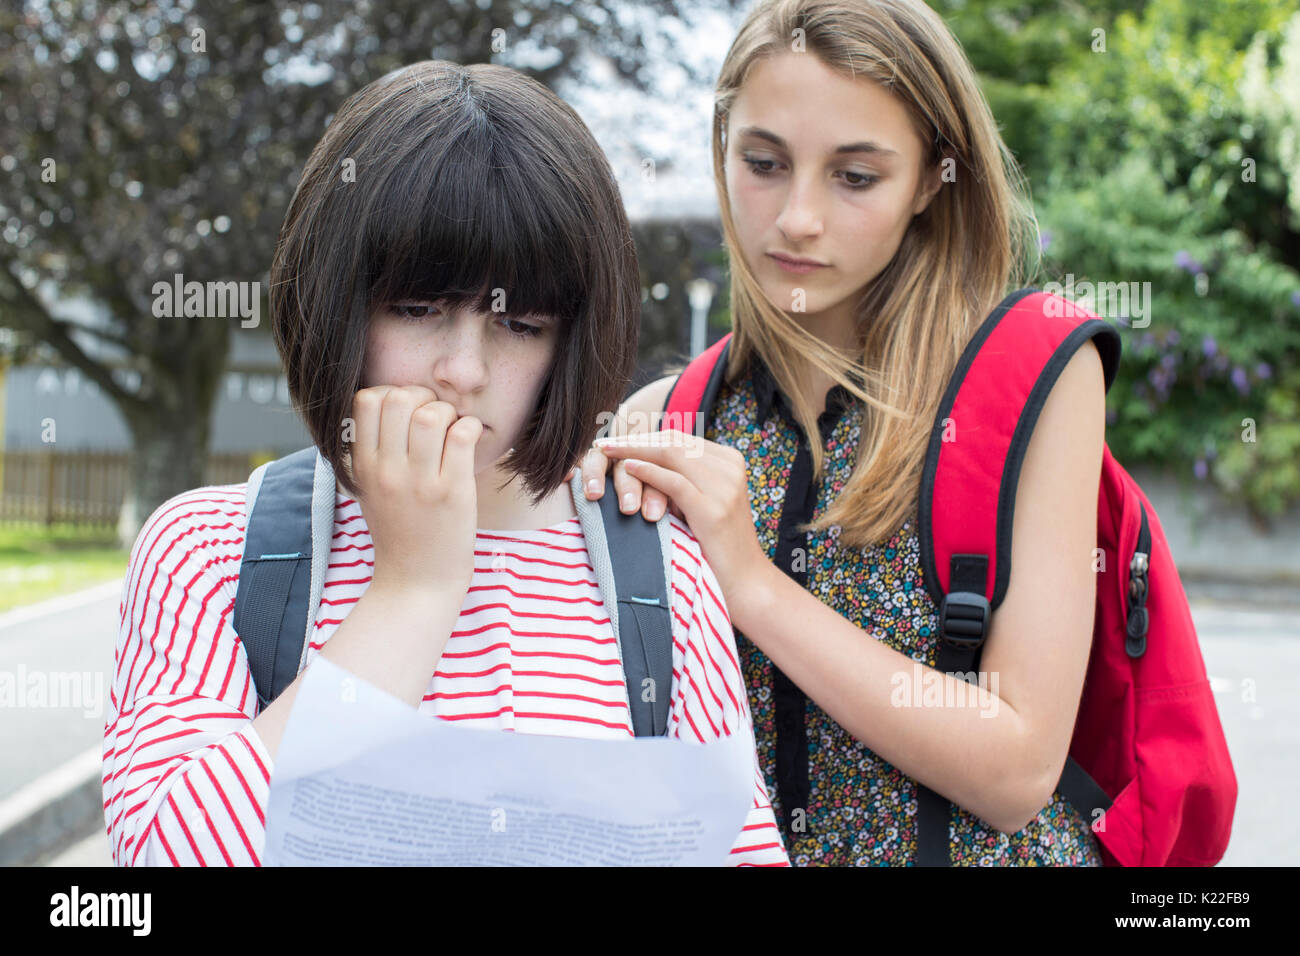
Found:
[347,385,484,602]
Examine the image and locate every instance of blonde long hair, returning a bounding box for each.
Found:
[710,0,1040,550]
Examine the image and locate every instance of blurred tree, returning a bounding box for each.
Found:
[1029,1,1300,522]
[631,217,727,377]
[931,0,1144,178]
[0,0,736,543]
[1035,0,1295,261]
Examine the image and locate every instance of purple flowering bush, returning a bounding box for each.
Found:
[1034,156,1300,523]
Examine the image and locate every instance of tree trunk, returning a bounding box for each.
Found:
[116,317,230,550]
[117,406,214,550]
[115,292,233,547]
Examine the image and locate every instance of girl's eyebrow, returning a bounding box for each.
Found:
[737,125,899,157]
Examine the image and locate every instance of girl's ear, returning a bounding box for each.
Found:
[912,158,945,217]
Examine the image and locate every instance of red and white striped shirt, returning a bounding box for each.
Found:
[103,483,789,867]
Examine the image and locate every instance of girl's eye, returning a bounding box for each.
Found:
[387,302,544,338]
[841,171,880,189]
[501,318,545,339]
[742,154,879,191]
[390,302,441,322]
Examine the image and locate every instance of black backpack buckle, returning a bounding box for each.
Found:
[938,591,991,650]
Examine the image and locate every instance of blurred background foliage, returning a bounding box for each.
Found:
[934,0,1300,523]
[1,0,1297,527]
[0,0,720,534]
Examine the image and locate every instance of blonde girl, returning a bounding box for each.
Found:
[579,0,1106,865]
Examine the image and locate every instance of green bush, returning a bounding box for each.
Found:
[1034,154,1300,521]
[1004,1,1300,522]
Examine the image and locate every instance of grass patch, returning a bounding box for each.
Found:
[0,522,129,614]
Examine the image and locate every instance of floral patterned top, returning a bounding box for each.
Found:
[699,353,1103,866]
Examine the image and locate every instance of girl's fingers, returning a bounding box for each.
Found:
[642,486,669,522]
[594,433,717,489]
[610,459,643,514]
[620,457,698,517]
[351,385,395,456]
[568,448,670,522]
[578,443,647,513]
[440,415,482,494]
[378,385,434,464]
[408,399,453,476]
[579,445,608,499]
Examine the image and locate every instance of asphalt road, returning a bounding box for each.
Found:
[2,581,1294,867]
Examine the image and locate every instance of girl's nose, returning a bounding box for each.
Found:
[775,176,826,243]
[433,317,491,396]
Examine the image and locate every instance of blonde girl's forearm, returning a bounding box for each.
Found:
[731,565,1051,834]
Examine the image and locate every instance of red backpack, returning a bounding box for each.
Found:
[663,287,1237,866]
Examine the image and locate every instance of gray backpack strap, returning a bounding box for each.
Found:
[234,446,335,712]
[568,470,674,737]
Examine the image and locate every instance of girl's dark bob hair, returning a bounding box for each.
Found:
[270,60,640,506]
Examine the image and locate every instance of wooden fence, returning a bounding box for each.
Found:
[0,450,264,527]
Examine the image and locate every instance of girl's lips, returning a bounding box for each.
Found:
[768,253,828,275]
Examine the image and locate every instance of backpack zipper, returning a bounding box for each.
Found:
[1125,501,1151,658]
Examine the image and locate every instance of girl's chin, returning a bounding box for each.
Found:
[760,286,836,316]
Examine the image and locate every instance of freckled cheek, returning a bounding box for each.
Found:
[498,345,554,405]
[360,325,389,386]
[362,324,442,388]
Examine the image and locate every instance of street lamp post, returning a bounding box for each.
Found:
[685,278,716,359]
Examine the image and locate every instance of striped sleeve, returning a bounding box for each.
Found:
[103,485,274,867]
[664,517,790,867]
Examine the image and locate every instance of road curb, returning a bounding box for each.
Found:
[0,745,103,866]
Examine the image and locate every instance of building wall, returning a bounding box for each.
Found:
[1,362,311,453]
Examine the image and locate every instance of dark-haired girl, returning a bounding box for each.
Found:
[103,60,788,867]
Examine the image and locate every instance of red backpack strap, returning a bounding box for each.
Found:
[913,286,1121,866]
[919,287,1121,643]
[663,332,732,435]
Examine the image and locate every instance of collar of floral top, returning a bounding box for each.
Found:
[748,352,860,426]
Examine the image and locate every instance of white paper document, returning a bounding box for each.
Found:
[263,655,756,866]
